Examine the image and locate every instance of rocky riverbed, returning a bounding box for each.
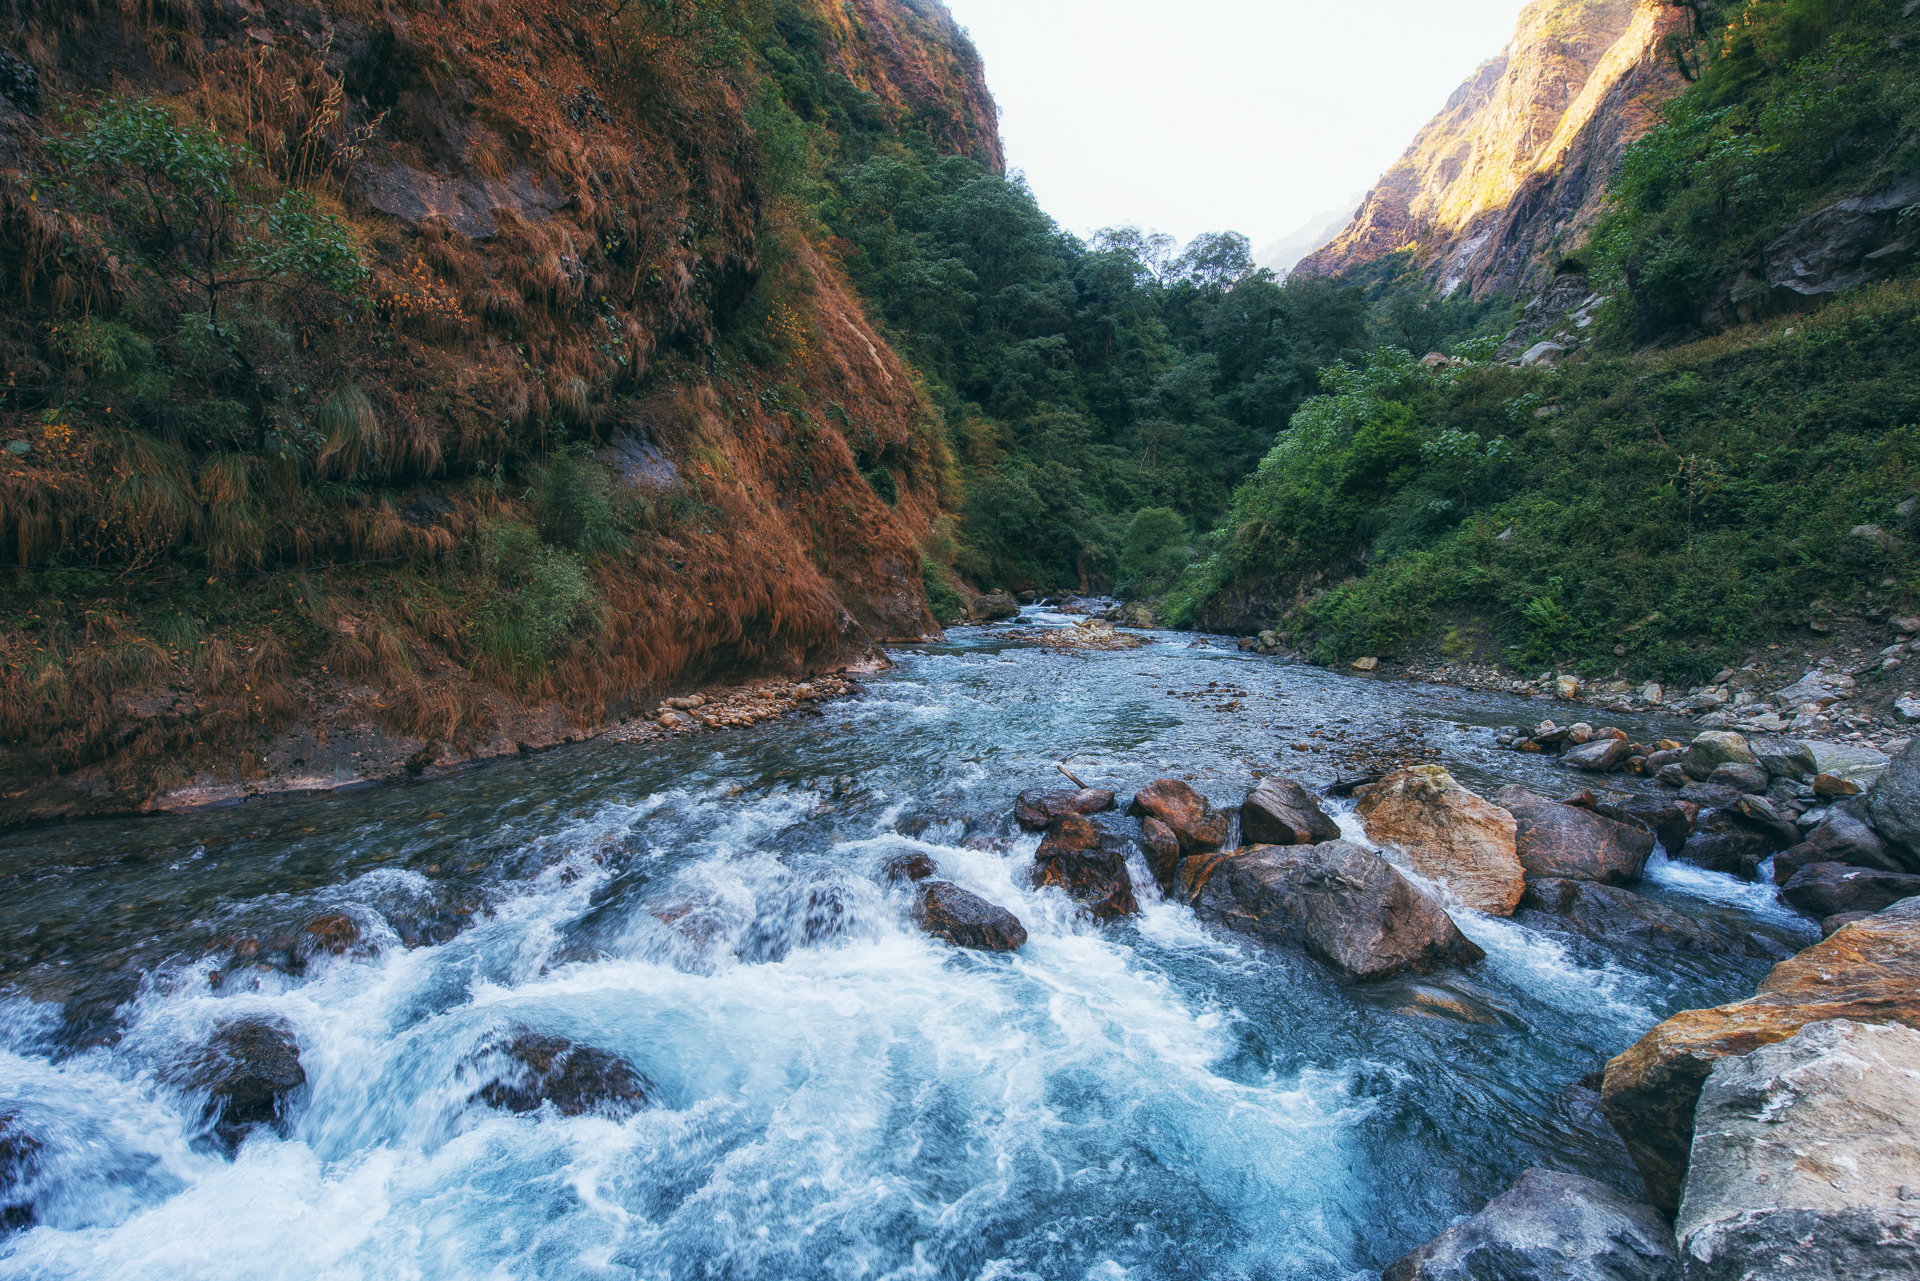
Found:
[0,608,1912,1279]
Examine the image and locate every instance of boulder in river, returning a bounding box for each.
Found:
[1127,779,1230,854]
[1684,732,1757,780]
[1139,816,1181,895]
[472,1032,656,1118]
[881,850,939,885]
[912,880,1028,952]
[1381,1167,1679,1281]
[1676,1019,1920,1281]
[1521,879,1774,958]
[1013,787,1115,832]
[1565,737,1631,772]
[1804,810,1907,874]
[1706,762,1769,794]
[0,1113,40,1233]
[1033,816,1139,921]
[174,1017,308,1153]
[1588,793,1698,855]
[1780,862,1920,919]
[1240,776,1340,846]
[970,592,1019,621]
[1498,786,1655,885]
[1865,735,1920,863]
[1356,766,1525,916]
[1601,896,1920,1215]
[1189,840,1485,980]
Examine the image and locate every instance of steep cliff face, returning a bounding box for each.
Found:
[0,0,997,821]
[1299,0,1686,299]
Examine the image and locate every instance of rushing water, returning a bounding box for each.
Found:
[0,611,1817,1280]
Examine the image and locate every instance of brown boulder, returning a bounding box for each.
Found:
[881,850,939,884]
[472,1033,655,1118]
[1128,779,1230,854]
[1602,897,1920,1214]
[1564,737,1632,772]
[1498,786,1655,885]
[1356,766,1524,915]
[1589,793,1697,855]
[1189,840,1485,979]
[1013,787,1115,832]
[1240,776,1341,846]
[1034,816,1140,921]
[912,880,1027,952]
[1140,816,1181,894]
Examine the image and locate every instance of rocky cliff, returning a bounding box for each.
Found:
[1297,0,1686,299]
[0,0,998,822]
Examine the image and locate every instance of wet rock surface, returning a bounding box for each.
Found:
[1499,786,1656,885]
[1031,816,1140,921]
[1677,1019,1920,1281]
[1240,775,1341,846]
[470,1033,656,1118]
[1190,840,1485,980]
[1602,898,1920,1215]
[1382,1167,1680,1281]
[1126,778,1230,854]
[1521,879,1776,958]
[0,1113,40,1234]
[911,880,1027,952]
[1357,766,1525,915]
[1012,787,1116,831]
[1780,862,1920,918]
[880,850,940,884]
[171,1018,308,1153]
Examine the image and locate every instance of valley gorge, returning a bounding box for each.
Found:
[2,1,1920,1278]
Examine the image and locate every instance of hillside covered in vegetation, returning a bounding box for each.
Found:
[1181,0,1920,683]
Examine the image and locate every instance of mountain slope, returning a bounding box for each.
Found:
[0,0,996,821]
[1298,0,1686,299]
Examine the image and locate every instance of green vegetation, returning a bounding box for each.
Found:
[1177,0,1920,671]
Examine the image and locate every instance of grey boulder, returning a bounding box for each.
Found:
[1240,775,1341,846]
[1780,862,1920,919]
[1866,735,1920,863]
[1188,840,1484,980]
[1677,1019,1920,1281]
[1383,1167,1679,1281]
[1521,879,1777,958]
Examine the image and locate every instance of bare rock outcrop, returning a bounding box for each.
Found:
[1676,1019,1920,1281]
[1189,840,1485,979]
[1357,766,1525,915]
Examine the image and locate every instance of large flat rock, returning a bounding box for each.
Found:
[1602,897,1920,1215]
[1677,1019,1920,1280]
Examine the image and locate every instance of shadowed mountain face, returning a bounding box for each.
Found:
[1299,0,1687,299]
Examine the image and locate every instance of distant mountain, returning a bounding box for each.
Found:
[1254,197,1364,279]
[1296,0,1686,299]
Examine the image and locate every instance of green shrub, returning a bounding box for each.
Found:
[532,446,622,555]
[474,520,601,667]
[920,556,966,624]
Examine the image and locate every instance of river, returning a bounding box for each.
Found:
[0,609,1816,1279]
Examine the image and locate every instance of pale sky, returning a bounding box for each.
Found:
[940,0,1529,253]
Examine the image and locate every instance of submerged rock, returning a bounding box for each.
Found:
[1521,879,1773,957]
[1382,1167,1679,1281]
[1189,840,1485,980]
[471,1033,655,1118]
[1240,775,1341,846]
[173,1017,308,1153]
[911,880,1027,952]
[1602,897,1920,1215]
[1356,766,1524,915]
[1127,779,1230,854]
[1033,816,1139,921]
[1498,786,1655,885]
[1013,787,1115,832]
[0,1113,40,1234]
[1780,862,1920,919]
[1677,1019,1920,1281]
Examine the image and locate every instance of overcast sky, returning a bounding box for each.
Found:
[940,0,1529,253]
